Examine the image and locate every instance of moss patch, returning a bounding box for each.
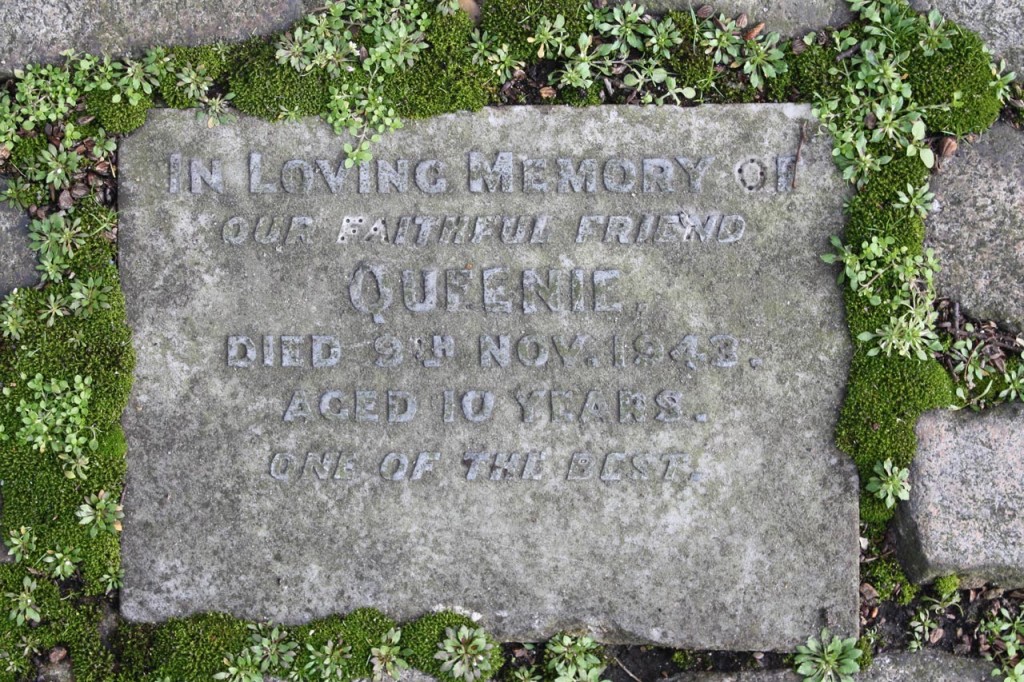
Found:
[157,44,231,109]
[383,11,491,118]
[404,611,503,681]
[229,38,331,121]
[904,24,1002,137]
[84,89,152,134]
[479,0,591,65]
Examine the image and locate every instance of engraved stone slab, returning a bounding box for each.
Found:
[0,0,303,76]
[118,105,857,649]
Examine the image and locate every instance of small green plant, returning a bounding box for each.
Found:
[248,623,299,674]
[859,300,943,361]
[544,633,608,682]
[5,577,41,626]
[370,628,412,681]
[7,372,98,479]
[3,527,37,564]
[198,92,237,128]
[174,63,214,103]
[28,212,88,282]
[991,58,1017,104]
[865,458,911,508]
[528,14,569,59]
[34,143,82,190]
[0,291,29,341]
[736,32,788,90]
[794,629,861,682]
[214,650,263,682]
[907,605,938,651]
[594,2,651,59]
[700,15,743,66]
[69,275,113,318]
[434,625,496,682]
[76,489,124,537]
[508,664,543,682]
[38,293,70,326]
[469,30,525,83]
[894,181,935,219]
[296,637,352,680]
[1000,365,1024,402]
[43,544,82,580]
[643,14,683,60]
[100,567,125,594]
[275,0,432,165]
[0,634,39,676]
[980,607,1024,676]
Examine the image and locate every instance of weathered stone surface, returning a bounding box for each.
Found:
[927,122,1024,332]
[667,651,993,681]
[0,191,35,300]
[630,0,853,37]
[118,105,857,649]
[896,404,1024,587]
[911,0,1024,73]
[0,0,303,76]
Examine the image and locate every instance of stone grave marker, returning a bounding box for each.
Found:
[118,104,858,649]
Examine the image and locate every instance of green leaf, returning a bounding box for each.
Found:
[919,147,935,169]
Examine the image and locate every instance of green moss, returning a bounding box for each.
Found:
[836,351,953,477]
[790,43,844,102]
[0,213,134,596]
[671,649,711,670]
[112,622,159,680]
[479,0,591,65]
[404,611,503,681]
[0,565,113,682]
[856,634,875,669]
[556,83,603,107]
[859,493,894,533]
[863,556,919,606]
[8,131,47,171]
[844,195,925,257]
[158,44,230,109]
[905,24,1001,136]
[84,89,152,135]
[933,573,961,598]
[291,608,396,681]
[384,12,491,118]
[229,37,330,121]
[664,11,715,98]
[763,50,795,103]
[143,613,250,679]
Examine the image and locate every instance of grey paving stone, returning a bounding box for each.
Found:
[927,122,1024,333]
[896,404,1024,587]
[117,104,857,649]
[0,0,304,76]
[668,650,993,681]
[0,192,35,300]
